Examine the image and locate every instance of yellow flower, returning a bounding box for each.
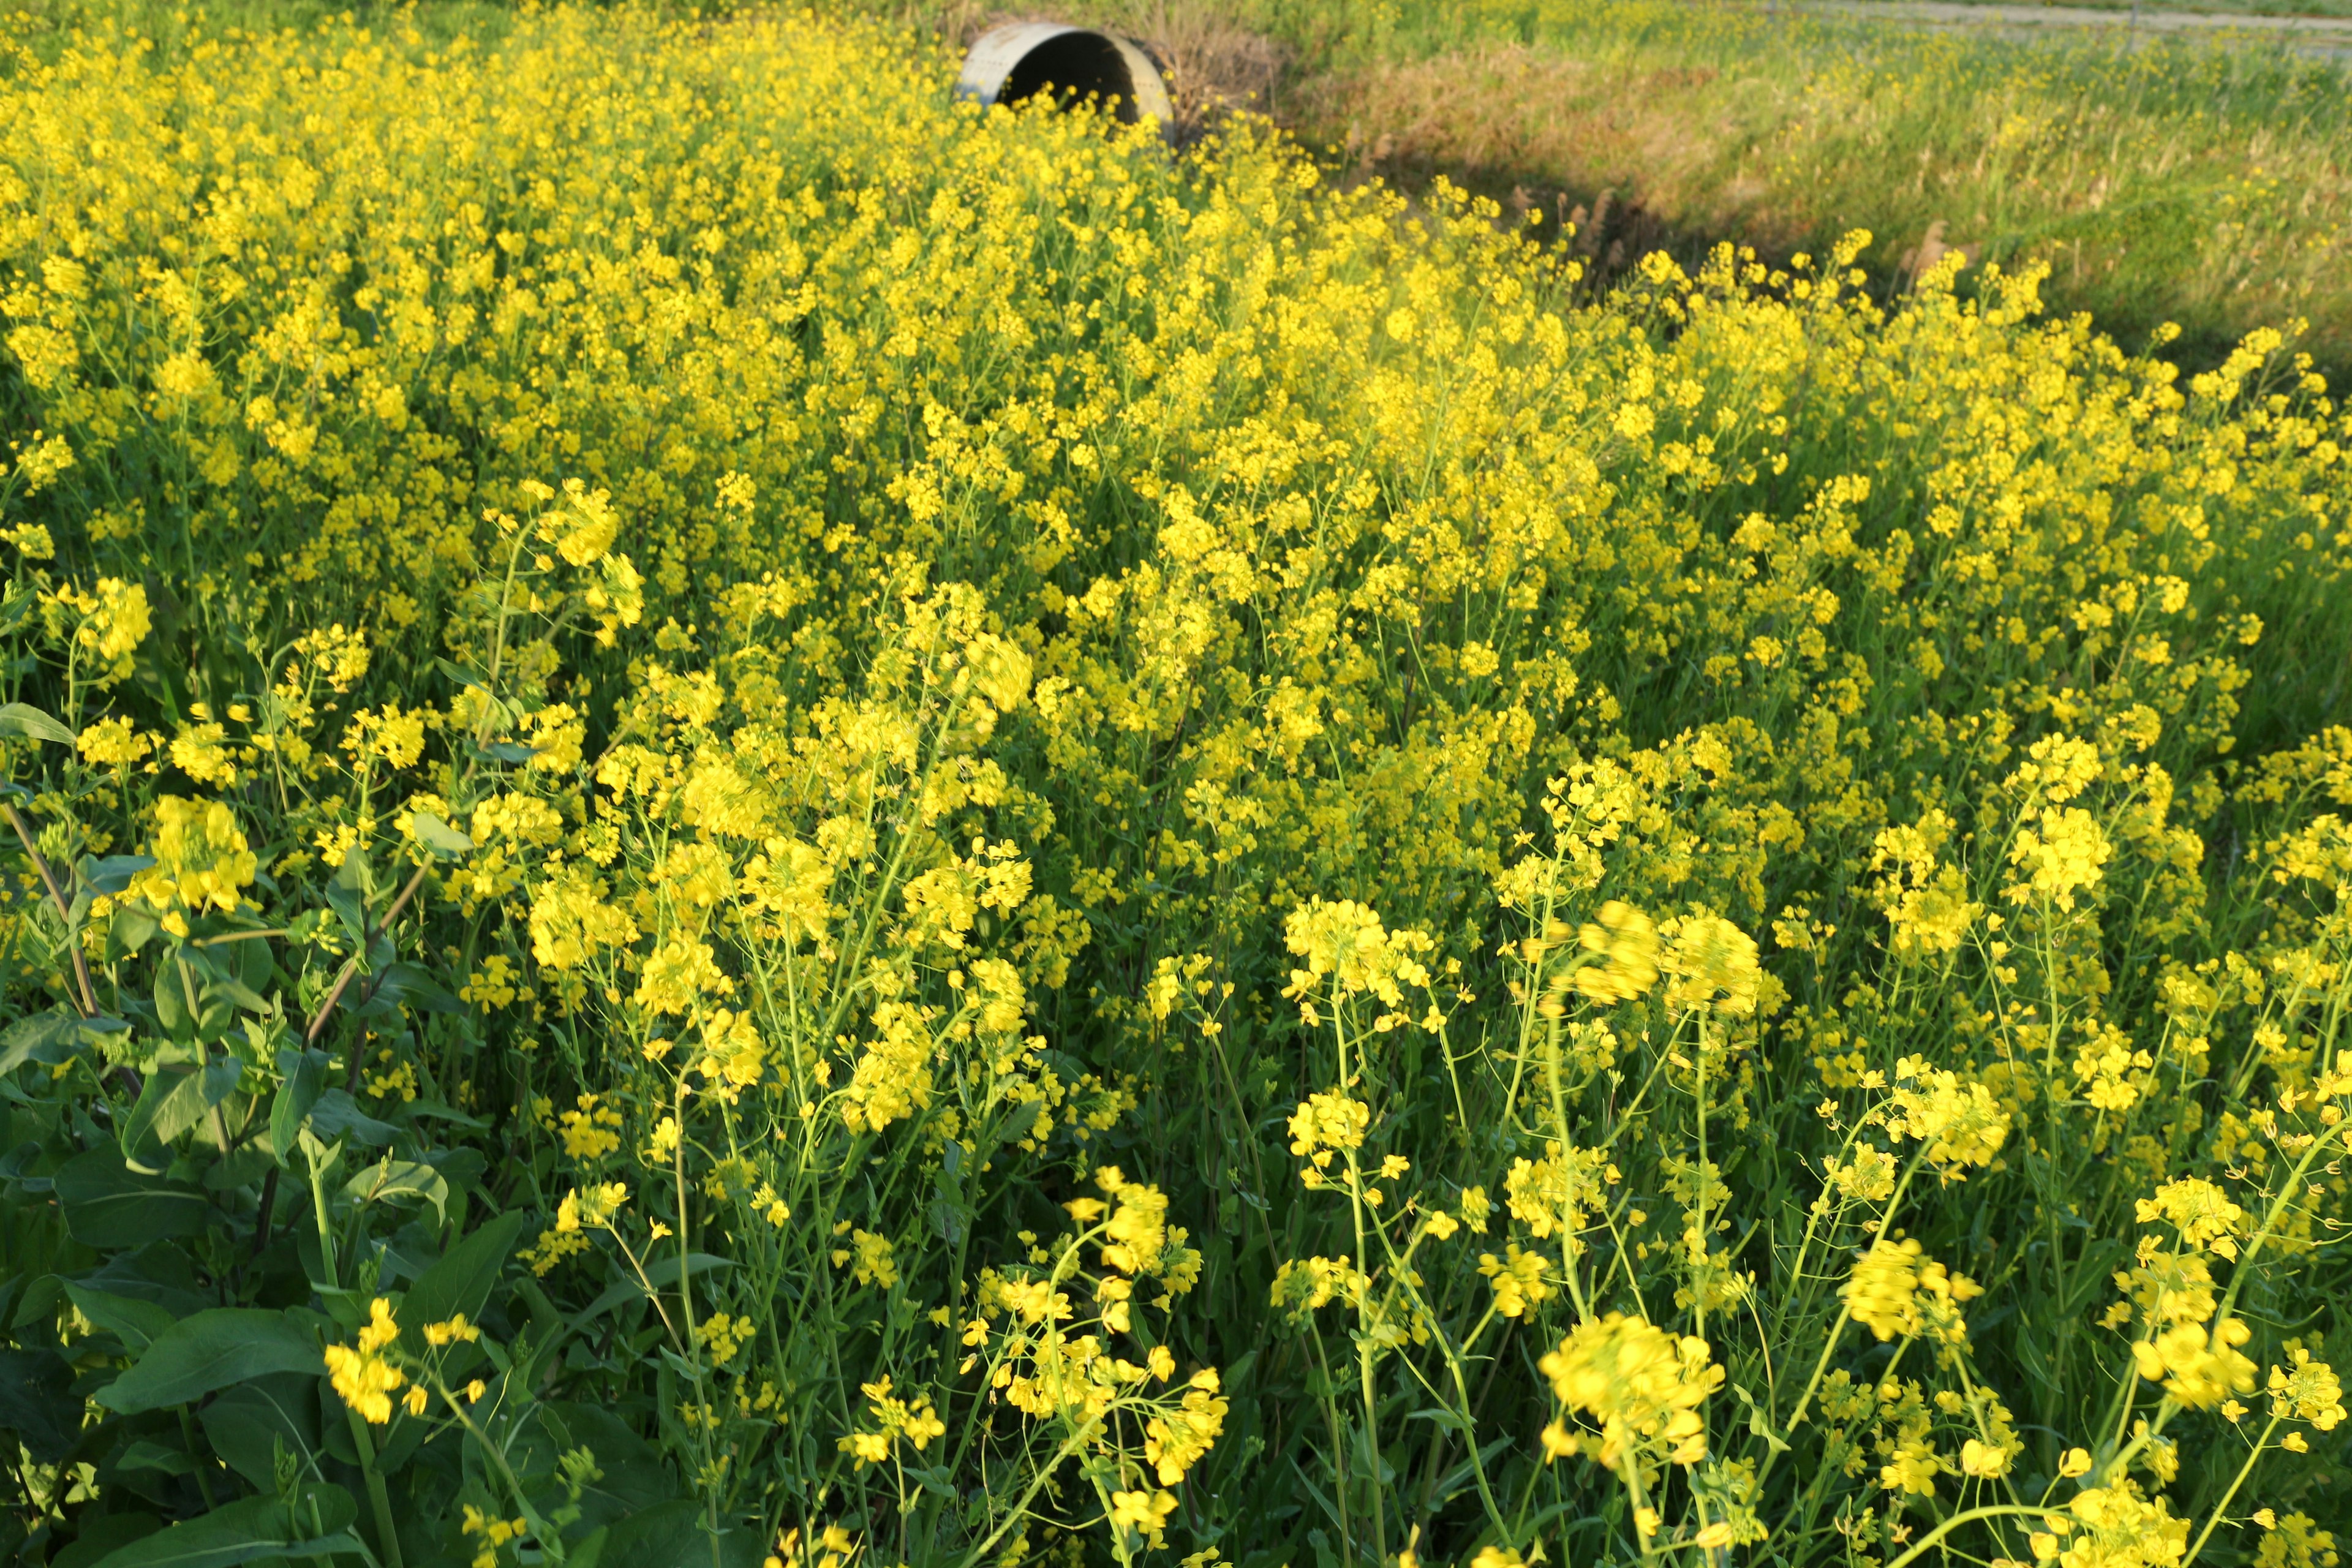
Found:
[76,716,155,768]
[2005,807,2113,911]
[545,478,621,567]
[633,937,733,1016]
[1887,1057,2010,1170]
[835,1377,945,1469]
[1478,1244,1556,1319]
[1661,913,1761,1017]
[127,796,258,918]
[324,1298,405,1423]
[2131,1318,2256,1409]
[2269,1348,2346,1431]
[1286,1091,1370,1172]
[421,1314,483,1348]
[1109,1488,1177,1544]
[2136,1178,2248,1259]
[555,1182,628,1233]
[1842,1236,1981,1349]
[1572,901,1660,1004]
[1539,1312,1722,1469]
[50,577,151,684]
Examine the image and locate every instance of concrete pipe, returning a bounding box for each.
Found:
[956,22,1174,136]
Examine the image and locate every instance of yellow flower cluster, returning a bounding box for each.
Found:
[1539,1312,1723,1470]
[835,1376,945,1468]
[323,1298,405,1425]
[1842,1236,1982,1352]
[126,796,257,923]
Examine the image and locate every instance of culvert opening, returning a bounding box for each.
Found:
[1001,31,1139,121]
[958,23,1174,137]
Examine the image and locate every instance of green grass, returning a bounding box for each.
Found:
[1845,0,2352,18]
[891,0,2352,375]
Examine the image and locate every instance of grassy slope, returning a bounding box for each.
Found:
[908,0,2352,374]
[1844,0,2352,17]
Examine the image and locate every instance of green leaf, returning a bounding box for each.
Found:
[153,969,190,1036]
[202,1057,242,1106]
[80,854,158,894]
[303,1088,395,1145]
[198,1376,322,1489]
[577,1253,735,1324]
[113,902,160,953]
[323,852,372,949]
[0,1348,75,1461]
[0,1007,81,1073]
[407,810,475,859]
[63,1283,179,1354]
[96,1308,323,1414]
[366,960,460,1016]
[86,1493,359,1568]
[575,1500,765,1568]
[53,1149,210,1248]
[51,1514,162,1568]
[115,1440,195,1476]
[0,701,76,745]
[233,935,273,1000]
[122,1066,209,1156]
[399,1210,524,1351]
[268,1047,327,1163]
[341,1157,447,1223]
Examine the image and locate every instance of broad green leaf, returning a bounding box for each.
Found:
[0,1007,81,1073]
[122,1066,209,1156]
[0,1348,75,1461]
[233,934,272,1000]
[51,1514,162,1568]
[365,961,460,1015]
[303,1088,395,1145]
[198,1376,322,1489]
[86,1491,359,1568]
[201,1057,241,1106]
[63,1283,178,1354]
[152,968,190,1036]
[80,854,158,894]
[115,1440,195,1476]
[399,1210,524,1351]
[268,1047,327,1163]
[96,1308,323,1414]
[53,1149,210,1248]
[112,902,160,953]
[572,1499,764,1568]
[341,1157,447,1222]
[0,701,76,744]
[203,968,269,1014]
[577,1253,735,1324]
[323,853,371,948]
[406,810,475,859]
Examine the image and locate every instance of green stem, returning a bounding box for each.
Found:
[2182,1416,2280,1568]
[1881,1504,2065,1568]
[305,1142,405,1568]
[343,1411,409,1568]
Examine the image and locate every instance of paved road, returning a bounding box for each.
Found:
[1796,0,2352,57]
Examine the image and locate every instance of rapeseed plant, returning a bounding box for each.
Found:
[0,5,2348,1567]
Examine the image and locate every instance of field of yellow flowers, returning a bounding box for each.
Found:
[1,6,2349,1568]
